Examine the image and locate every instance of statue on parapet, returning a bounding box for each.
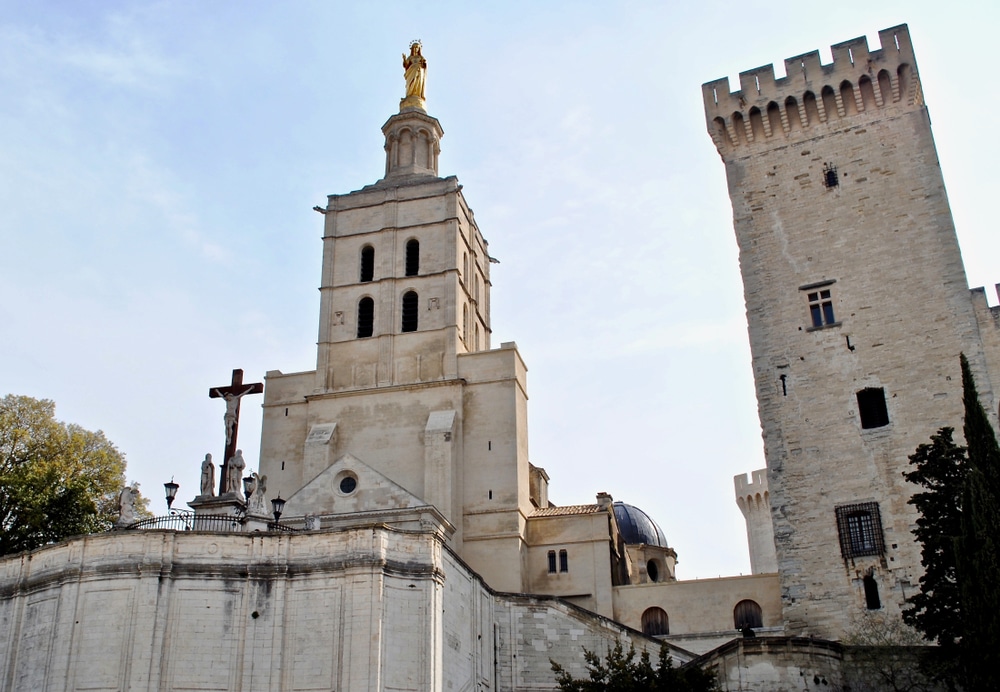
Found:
[226,449,246,495]
[116,483,138,527]
[247,472,268,515]
[200,453,215,497]
[401,41,426,109]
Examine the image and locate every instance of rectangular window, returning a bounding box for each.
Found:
[547,551,556,574]
[807,289,835,327]
[857,387,890,429]
[559,549,568,573]
[835,502,884,559]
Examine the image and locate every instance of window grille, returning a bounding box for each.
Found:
[835,502,884,559]
[547,551,556,574]
[823,163,839,188]
[558,549,568,573]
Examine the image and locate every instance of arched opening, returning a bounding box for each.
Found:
[784,96,801,131]
[821,85,838,120]
[405,239,420,276]
[558,549,568,572]
[463,304,469,343]
[877,69,893,104]
[731,112,746,144]
[357,297,374,338]
[401,291,418,332]
[897,64,911,103]
[840,80,857,116]
[474,323,480,351]
[766,101,782,136]
[803,91,820,125]
[748,106,765,141]
[864,574,881,610]
[360,245,375,282]
[858,75,876,111]
[713,116,731,147]
[734,599,763,629]
[646,559,660,583]
[641,607,669,636]
[463,252,469,279]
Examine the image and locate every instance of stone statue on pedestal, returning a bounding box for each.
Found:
[226,449,246,495]
[247,472,268,515]
[401,41,426,109]
[200,454,215,497]
[116,484,137,527]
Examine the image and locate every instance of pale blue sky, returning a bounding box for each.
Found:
[2,1,997,578]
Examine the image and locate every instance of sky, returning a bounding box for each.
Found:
[2,1,998,579]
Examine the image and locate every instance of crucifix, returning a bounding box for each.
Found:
[209,368,264,496]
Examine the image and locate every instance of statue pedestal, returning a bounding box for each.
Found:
[244,512,272,533]
[188,493,247,532]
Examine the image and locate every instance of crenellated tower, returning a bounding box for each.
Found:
[704,25,999,638]
[734,469,777,575]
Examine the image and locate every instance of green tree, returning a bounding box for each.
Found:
[551,641,716,691]
[954,355,1000,689]
[0,394,146,556]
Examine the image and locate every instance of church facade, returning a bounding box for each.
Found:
[0,24,992,691]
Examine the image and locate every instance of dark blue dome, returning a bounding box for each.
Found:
[613,502,669,548]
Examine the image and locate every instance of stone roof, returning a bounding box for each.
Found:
[531,504,603,517]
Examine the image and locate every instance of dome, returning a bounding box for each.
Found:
[613,502,669,548]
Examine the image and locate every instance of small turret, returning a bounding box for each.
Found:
[735,469,777,574]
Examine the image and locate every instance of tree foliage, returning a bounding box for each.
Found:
[902,426,965,649]
[0,394,145,556]
[551,642,716,692]
[954,355,1000,690]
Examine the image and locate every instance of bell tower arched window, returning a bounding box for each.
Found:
[357,297,374,338]
[401,291,418,332]
[360,245,374,282]
[405,239,420,276]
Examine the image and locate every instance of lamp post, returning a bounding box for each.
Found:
[271,495,286,524]
[242,475,255,505]
[164,479,179,510]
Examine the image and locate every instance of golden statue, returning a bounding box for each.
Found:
[401,41,426,110]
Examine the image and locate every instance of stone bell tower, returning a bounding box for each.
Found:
[703,25,999,638]
[258,44,533,594]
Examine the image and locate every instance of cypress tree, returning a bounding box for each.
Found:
[955,354,1000,689]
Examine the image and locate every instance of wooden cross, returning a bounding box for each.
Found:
[209,369,264,496]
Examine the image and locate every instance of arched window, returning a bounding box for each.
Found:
[559,549,568,572]
[474,324,480,351]
[463,252,469,279]
[547,551,557,573]
[357,297,374,338]
[360,245,374,282]
[401,291,418,332]
[641,607,669,636]
[463,304,469,343]
[405,239,420,276]
[734,599,763,629]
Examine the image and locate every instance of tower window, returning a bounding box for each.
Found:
[835,502,885,560]
[857,387,890,429]
[401,291,418,332]
[405,239,420,276]
[734,599,763,629]
[547,551,556,573]
[823,163,839,188]
[646,559,659,583]
[806,288,836,327]
[559,549,568,573]
[360,245,374,282]
[357,297,374,338]
[641,607,669,636]
[863,573,882,610]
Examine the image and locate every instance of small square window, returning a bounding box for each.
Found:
[835,502,884,560]
[857,387,890,429]
[806,289,836,328]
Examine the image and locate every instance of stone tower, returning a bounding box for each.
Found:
[735,469,777,574]
[258,62,534,593]
[703,25,1000,637]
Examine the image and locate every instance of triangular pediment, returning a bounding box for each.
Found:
[284,453,426,517]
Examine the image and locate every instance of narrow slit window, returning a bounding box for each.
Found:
[558,549,568,573]
[857,387,890,429]
[405,239,420,276]
[360,245,375,282]
[863,574,881,610]
[807,289,836,327]
[357,297,374,338]
[401,291,418,332]
[547,551,556,574]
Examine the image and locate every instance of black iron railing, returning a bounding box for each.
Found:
[119,512,300,533]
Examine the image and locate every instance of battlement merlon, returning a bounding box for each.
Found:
[734,469,768,498]
[702,24,919,129]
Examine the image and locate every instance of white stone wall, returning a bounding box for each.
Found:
[0,528,678,691]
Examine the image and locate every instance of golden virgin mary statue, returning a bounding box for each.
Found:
[401,41,427,110]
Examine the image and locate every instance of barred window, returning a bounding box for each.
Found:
[547,550,556,574]
[836,502,884,559]
[559,549,568,573]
